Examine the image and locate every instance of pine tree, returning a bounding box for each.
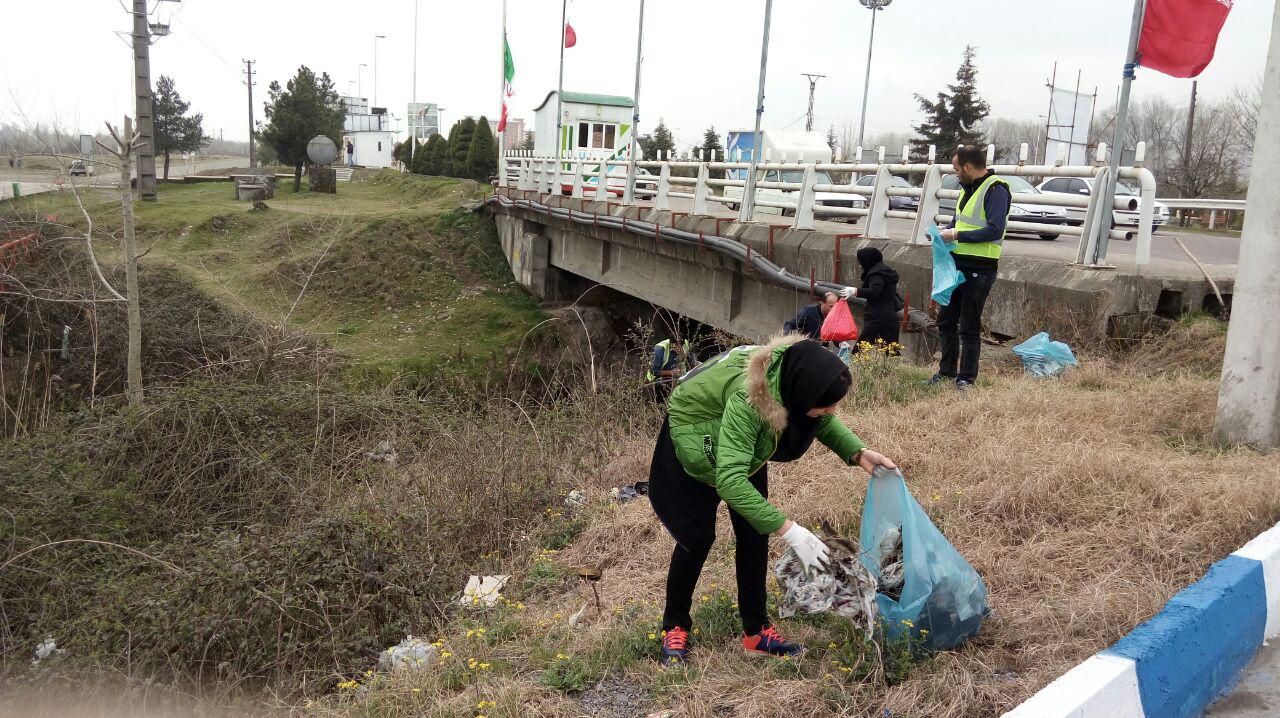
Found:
[429,134,450,175]
[259,66,346,191]
[466,117,498,182]
[910,46,990,160]
[700,126,725,179]
[640,119,675,160]
[153,75,208,180]
[447,118,477,177]
[413,135,437,174]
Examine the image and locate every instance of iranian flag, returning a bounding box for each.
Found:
[498,33,514,132]
[1137,0,1233,78]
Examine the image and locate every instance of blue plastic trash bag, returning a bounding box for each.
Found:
[927,225,965,306]
[1012,331,1078,377]
[859,467,989,651]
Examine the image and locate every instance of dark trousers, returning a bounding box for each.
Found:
[937,265,997,383]
[649,420,770,636]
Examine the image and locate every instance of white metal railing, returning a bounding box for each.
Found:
[497,141,1164,266]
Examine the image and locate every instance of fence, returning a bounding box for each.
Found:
[498,141,1165,267]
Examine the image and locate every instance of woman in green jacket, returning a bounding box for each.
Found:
[649,334,897,665]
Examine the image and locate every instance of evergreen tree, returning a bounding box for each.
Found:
[447,117,477,177]
[427,134,450,176]
[393,138,412,167]
[519,132,535,151]
[466,116,498,182]
[640,119,675,160]
[910,46,990,160]
[259,66,345,191]
[153,75,208,179]
[700,126,725,179]
[412,135,435,174]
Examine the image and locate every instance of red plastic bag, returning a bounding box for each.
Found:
[820,299,859,342]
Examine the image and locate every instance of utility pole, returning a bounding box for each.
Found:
[373,35,386,108]
[802,73,825,133]
[1215,3,1280,449]
[409,1,419,167]
[1181,80,1198,202]
[623,0,646,204]
[738,0,773,223]
[130,0,158,201]
[243,60,257,168]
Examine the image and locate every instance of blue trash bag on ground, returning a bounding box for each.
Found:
[1012,331,1078,377]
[859,467,989,651]
[927,225,965,306]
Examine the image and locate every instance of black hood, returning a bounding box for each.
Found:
[773,340,851,462]
[858,247,899,284]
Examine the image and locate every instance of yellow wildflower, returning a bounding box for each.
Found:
[648,633,657,640]
[412,688,421,694]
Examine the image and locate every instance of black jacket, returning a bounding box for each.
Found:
[783,303,825,341]
[859,261,901,327]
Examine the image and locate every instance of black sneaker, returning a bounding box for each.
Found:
[955,378,975,391]
[923,373,952,386]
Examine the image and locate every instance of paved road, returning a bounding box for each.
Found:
[1206,642,1280,717]
[649,196,1238,277]
[0,155,248,186]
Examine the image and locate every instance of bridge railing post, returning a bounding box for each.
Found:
[692,159,710,215]
[1075,165,1112,266]
[594,158,611,201]
[655,152,671,211]
[545,155,558,196]
[572,158,585,198]
[911,164,943,244]
[792,164,817,230]
[864,164,892,239]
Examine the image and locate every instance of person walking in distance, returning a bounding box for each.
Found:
[648,335,898,665]
[346,140,355,167]
[927,145,1010,389]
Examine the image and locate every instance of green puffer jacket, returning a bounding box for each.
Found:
[666,334,867,535]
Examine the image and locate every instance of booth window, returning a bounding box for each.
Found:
[576,121,619,150]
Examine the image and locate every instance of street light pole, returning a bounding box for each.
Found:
[410,2,418,167]
[358,64,367,100]
[856,0,893,150]
[738,0,774,223]
[374,35,386,108]
[623,0,647,204]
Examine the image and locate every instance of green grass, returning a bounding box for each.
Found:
[3,171,544,383]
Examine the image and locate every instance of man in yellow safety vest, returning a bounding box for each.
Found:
[926,145,1011,390]
[647,338,690,403]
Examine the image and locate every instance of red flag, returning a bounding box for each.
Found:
[1137,0,1233,78]
[564,23,577,48]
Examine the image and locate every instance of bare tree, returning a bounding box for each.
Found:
[96,118,145,406]
[984,117,1043,164]
[1230,77,1261,159]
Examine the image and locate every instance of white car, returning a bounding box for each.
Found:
[939,174,1071,240]
[724,169,866,223]
[1037,176,1169,231]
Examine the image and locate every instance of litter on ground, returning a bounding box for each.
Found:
[1012,331,1078,377]
[565,489,588,507]
[774,523,879,637]
[458,575,511,607]
[378,636,438,672]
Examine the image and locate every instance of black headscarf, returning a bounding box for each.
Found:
[772,340,852,462]
[857,247,884,283]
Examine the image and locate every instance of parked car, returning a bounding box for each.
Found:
[938,174,1070,240]
[1036,176,1170,232]
[854,174,919,211]
[68,160,95,177]
[723,169,866,223]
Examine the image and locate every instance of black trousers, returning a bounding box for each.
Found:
[937,265,997,383]
[648,419,770,636]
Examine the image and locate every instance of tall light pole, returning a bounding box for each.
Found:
[738,0,774,223]
[623,0,647,204]
[358,64,368,99]
[373,35,387,108]
[856,0,893,151]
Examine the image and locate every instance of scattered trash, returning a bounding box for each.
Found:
[876,524,905,602]
[567,602,590,628]
[31,636,64,667]
[459,575,511,607]
[820,295,859,342]
[578,565,604,612]
[633,481,649,495]
[565,489,588,507]
[610,485,639,503]
[774,522,879,637]
[378,636,438,672]
[1012,332,1078,377]
[860,467,989,651]
[366,439,398,465]
[927,225,965,306]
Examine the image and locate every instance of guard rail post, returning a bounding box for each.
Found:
[571,159,585,198]
[1075,165,1112,266]
[864,165,892,239]
[911,164,944,244]
[594,159,610,201]
[655,153,671,211]
[692,160,710,215]
[792,164,817,230]
[1133,167,1157,265]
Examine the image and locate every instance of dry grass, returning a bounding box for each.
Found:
[304,319,1280,718]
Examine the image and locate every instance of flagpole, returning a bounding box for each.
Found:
[556,0,567,172]
[1088,0,1145,266]
[739,0,774,223]
[409,0,419,169]
[497,0,507,182]
[623,0,646,204]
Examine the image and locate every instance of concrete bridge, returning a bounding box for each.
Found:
[487,186,1229,354]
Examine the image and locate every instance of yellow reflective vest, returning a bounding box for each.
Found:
[952,174,1011,261]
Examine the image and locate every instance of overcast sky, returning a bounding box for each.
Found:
[3,1,1273,151]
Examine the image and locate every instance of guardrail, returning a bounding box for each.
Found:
[1156,197,1245,231]
[498,142,1162,267]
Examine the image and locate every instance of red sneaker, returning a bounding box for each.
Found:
[742,624,804,658]
[660,626,690,666]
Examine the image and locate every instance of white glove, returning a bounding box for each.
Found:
[839,286,857,299]
[781,523,830,574]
